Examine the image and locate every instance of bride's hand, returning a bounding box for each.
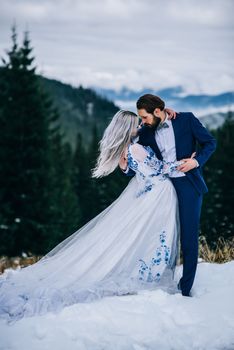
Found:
[165,108,178,120]
[119,152,128,171]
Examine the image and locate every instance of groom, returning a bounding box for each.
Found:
[121,94,216,297]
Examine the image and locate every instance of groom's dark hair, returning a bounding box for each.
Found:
[136,94,165,113]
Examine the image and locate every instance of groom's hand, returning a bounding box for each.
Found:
[177,158,197,172]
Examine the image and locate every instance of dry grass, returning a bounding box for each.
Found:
[0,254,43,275]
[199,235,234,263]
[0,236,233,275]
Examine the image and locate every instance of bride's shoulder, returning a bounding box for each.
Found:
[128,143,148,160]
[129,142,144,151]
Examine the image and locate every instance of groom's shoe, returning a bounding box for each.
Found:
[177,280,182,291]
[177,281,192,297]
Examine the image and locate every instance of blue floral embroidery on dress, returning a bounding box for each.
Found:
[127,146,146,180]
[127,144,180,198]
[143,146,179,178]
[127,145,165,197]
[138,231,170,283]
[143,146,164,174]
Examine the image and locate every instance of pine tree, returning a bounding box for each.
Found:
[72,133,92,225]
[0,26,52,254]
[201,112,234,244]
[48,131,81,250]
[0,26,80,255]
[87,124,103,218]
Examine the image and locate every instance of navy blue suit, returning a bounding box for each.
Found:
[125,112,216,295]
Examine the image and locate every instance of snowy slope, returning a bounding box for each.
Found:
[0,261,234,350]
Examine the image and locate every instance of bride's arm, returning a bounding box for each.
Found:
[127,144,197,177]
[128,143,149,162]
[161,152,196,175]
[119,147,136,176]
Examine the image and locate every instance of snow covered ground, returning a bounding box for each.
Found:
[0,261,234,350]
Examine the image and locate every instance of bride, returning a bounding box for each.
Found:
[0,110,188,323]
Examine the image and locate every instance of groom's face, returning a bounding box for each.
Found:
[137,109,159,127]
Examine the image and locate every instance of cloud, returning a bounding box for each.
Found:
[0,0,233,94]
[167,0,233,27]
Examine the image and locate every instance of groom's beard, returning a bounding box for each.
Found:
[145,116,161,129]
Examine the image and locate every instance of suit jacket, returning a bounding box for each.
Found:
[125,112,217,195]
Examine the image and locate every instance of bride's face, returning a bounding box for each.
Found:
[130,116,140,137]
[131,127,138,137]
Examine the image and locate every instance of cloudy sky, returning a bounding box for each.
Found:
[0,0,233,94]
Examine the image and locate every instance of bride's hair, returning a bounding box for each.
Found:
[92,110,139,178]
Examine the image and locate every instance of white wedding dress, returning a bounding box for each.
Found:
[0,143,181,323]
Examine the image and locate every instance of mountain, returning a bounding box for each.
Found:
[0,69,119,151]
[37,76,118,150]
[94,86,234,128]
[1,67,232,146]
[94,86,185,102]
[199,111,232,130]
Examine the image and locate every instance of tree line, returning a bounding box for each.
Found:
[0,27,233,256]
[0,27,128,256]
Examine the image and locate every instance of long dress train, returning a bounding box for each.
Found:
[0,143,181,323]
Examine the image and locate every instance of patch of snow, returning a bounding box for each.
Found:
[0,261,234,350]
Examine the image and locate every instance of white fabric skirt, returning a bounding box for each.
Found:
[0,176,180,323]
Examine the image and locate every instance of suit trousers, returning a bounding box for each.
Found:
[171,176,203,295]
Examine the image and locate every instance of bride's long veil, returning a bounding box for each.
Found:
[39,178,135,263]
[0,173,180,324]
[0,180,136,323]
[41,199,116,261]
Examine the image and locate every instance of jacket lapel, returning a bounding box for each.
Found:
[171,114,180,159]
[150,134,163,160]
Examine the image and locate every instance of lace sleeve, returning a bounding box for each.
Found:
[127,143,184,197]
[128,143,164,176]
[161,160,184,176]
[128,143,148,162]
[128,143,182,176]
